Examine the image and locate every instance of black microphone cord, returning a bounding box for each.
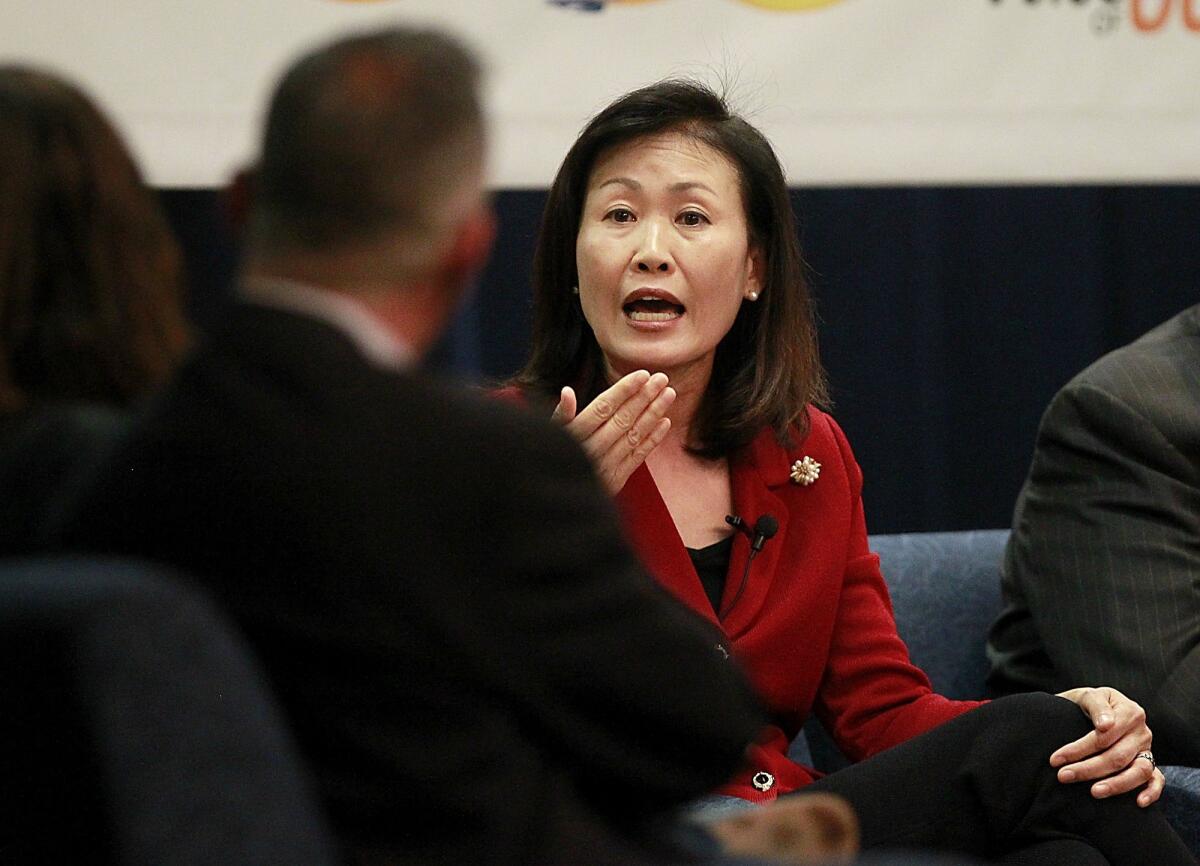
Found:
[719,514,778,620]
[719,544,759,620]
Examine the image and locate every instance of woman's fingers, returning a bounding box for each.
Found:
[551,386,578,425]
[1051,687,1146,770]
[1072,686,1124,734]
[608,415,672,484]
[1138,768,1166,808]
[573,372,671,460]
[556,371,675,495]
[1051,686,1160,804]
[1088,756,1162,804]
[594,387,675,495]
[618,380,676,455]
[567,370,652,439]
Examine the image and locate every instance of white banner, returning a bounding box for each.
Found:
[3,0,1198,186]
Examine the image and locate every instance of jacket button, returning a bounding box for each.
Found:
[751,771,775,792]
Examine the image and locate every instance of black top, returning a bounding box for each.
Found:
[688,535,734,614]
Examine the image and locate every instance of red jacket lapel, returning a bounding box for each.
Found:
[614,463,720,626]
[719,430,793,639]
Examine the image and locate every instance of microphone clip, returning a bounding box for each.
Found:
[725,513,779,553]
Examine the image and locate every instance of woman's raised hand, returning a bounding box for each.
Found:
[552,370,675,496]
[1053,686,1165,807]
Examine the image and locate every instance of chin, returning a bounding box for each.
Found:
[605,350,685,378]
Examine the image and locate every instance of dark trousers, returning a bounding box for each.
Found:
[803,693,1195,865]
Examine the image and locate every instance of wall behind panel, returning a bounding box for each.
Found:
[162,186,1200,534]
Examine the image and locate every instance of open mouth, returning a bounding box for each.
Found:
[623,292,685,323]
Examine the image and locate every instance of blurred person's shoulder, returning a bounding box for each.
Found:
[402,375,592,473]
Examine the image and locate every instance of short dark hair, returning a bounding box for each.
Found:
[0,66,190,413]
[252,27,483,256]
[512,79,827,458]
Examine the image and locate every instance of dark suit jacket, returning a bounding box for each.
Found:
[0,402,127,555]
[988,303,1200,765]
[60,301,765,865]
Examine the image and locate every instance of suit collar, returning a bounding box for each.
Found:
[240,277,414,371]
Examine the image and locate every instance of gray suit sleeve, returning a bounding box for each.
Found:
[1009,379,1200,764]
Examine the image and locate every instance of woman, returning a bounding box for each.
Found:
[509,80,1195,864]
[0,66,190,553]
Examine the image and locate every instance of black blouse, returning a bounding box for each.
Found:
[687,535,734,615]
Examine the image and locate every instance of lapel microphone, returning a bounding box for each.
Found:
[720,513,779,619]
[725,513,779,553]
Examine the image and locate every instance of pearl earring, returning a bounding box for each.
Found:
[747,291,759,301]
[571,286,579,295]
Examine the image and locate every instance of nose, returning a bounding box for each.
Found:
[632,220,673,274]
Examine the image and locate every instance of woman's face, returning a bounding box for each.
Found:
[575,131,761,388]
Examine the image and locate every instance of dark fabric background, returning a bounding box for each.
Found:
[162,187,1200,534]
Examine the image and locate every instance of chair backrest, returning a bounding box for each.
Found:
[871,529,1009,701]
[796,531,1200,856]
[0,557,337,866]
[796,530,1009,772]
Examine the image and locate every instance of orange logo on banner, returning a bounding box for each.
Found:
[992,0,1199,36]
[1131,0,1200,31]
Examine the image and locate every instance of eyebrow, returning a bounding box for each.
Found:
[594,177,718,196]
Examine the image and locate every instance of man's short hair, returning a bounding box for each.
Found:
[252,28,483,257]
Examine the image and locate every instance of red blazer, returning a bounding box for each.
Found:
[615,405,981,802]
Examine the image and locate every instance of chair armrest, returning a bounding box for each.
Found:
[1162,766,1200,855]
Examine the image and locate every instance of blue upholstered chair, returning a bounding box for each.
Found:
[0,558,337,865]
[796,530,1199,854]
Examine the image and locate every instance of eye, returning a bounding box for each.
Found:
[604,207,636,224]
[677,210,709,227]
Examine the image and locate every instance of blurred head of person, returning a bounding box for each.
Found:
[514,79,827,457]
[0,65,190,415]
[242,27,494,356]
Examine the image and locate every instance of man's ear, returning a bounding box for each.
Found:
[439,204,497,288]
[223,165,258,237]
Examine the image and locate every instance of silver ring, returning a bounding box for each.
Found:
[1135,750,1156,771]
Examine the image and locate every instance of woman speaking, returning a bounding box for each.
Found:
[507,79,1195,865]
